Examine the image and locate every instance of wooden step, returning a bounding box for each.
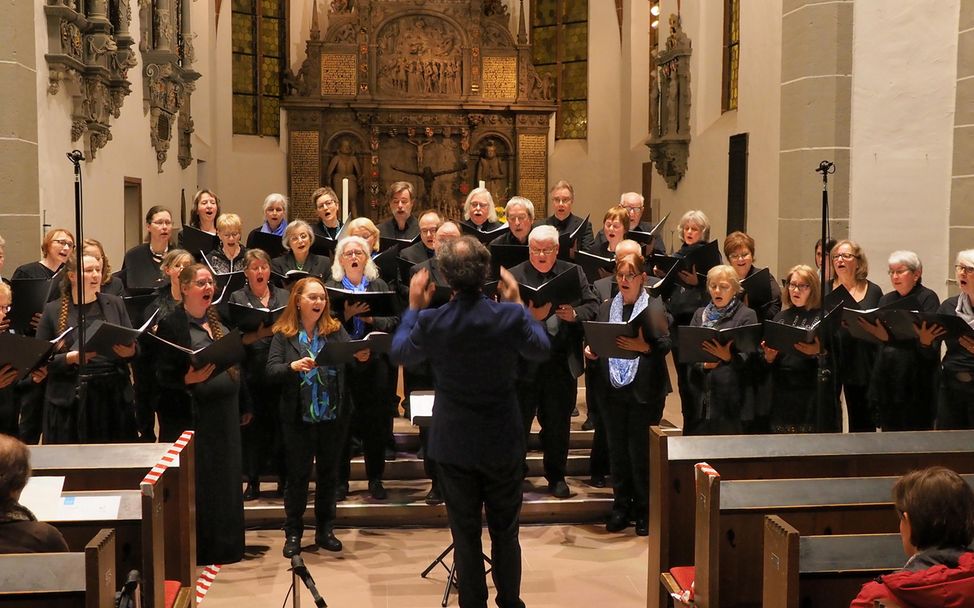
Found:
[243,477,614,528]
[350,449,595,480]
[391,427,597,452]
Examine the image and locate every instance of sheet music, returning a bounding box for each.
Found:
[19,476,65,521]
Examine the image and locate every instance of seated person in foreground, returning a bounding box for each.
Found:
[851,466,974,607]
[0,433,69,553]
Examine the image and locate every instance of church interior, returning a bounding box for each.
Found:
[2,0,974,607]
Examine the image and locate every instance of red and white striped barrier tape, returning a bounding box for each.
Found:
[140,431,194,495]
[695,461,719,478]
[195,564,222,604]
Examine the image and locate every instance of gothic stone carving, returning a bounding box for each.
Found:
[376,15,463,97]
[647,13,692,189]
[45,0,138,159]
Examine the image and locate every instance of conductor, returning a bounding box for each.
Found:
[391,236,550,608]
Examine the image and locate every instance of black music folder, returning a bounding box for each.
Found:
[841,295,919,344]
[558,214,591,259]
[461,222,510,245]
[517,268,582,307]
[625,212,669,245]
[823,284,855,311]
[180,225,220,260]
[326,287,398,317]
[489,244,529,275]
[762,306,841,357]
[372,247,401,282]
[246,231,286,259]
[647,262,680,300]
[227,302,286,332]
[740,267,773,310]
[9,273,62,334]
[82,311,159,358]
[0,329,70,382]
[379,234,420,253]
[582,309,650,360]
[911,312,974,341]
[651,240,722,283]
[314,331,393,365]
[148,328,245,376]
[310,235,337,258]
[574,250,615,283]
[677,323,763,363]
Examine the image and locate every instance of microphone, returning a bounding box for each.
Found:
[115,570,141,608]
[66,150,85,164]
[814,160,835,174]
[290,554,327,607]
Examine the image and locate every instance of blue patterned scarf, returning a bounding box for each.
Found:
[608,289,649,388]
[261,219,288,237]
[341,275,370,338]
[701,295,742,329]
[298,328,337,422]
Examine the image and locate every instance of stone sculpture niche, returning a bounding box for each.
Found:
[647,13,692,190]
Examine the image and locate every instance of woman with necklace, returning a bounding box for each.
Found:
[830,239,883,432]
[155,263,249,565]
[311,187,343,243]
[121,206,173,290]
[37,254,137,444]
[271,220,331,280]
[325,236,399,500]
[228,249,290,500]
[267,277,369,557]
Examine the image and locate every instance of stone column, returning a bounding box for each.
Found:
[950,0,974,291]
[777,0,853,271]
[0,0,40,270]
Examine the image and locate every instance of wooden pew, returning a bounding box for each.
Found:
[687,468,974,607]
[29,432,197,608]
[763,515,904,608]
[647,427,974,608]
[0,528,116,608]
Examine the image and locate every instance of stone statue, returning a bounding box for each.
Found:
[476,140,506,202]
[326,138,362,208]
[391,163,464,204]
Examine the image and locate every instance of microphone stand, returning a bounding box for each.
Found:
[814,160,836,431]
[289,554,327,608]
[67,149,90,440]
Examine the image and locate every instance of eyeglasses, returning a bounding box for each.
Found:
[956,264,974,275]
[469,201,491,209]
[193,279,215,288]
[341,250,366,259]
[529,247,557,256]
[888,268,913,277]
[317,199,339,208]
[728,252,752,261]
[832,252,857,261]
[551,197,572,204]
[52,239,75,248]
[419,228,438,235]
[507,214,529,222]
[221,232,241,239]
[616,272,638,282]
[150,220,173,226]
[787,282,811,292]
[622,205,643,212]
[303,295,327,303]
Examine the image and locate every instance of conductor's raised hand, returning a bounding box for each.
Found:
[289,356,317,373]
[185,362,216,385]
[408,267,435,311]
[496,267,522,305]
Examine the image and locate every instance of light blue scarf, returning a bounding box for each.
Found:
[341,275,370,339]
[298,328,337,422]
[608,289,649,388]
[261,219,288,237]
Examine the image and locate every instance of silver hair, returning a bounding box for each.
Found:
[262,192,288,215]
[528,224,560,245]
[331,236,379,282]
[957,249,974,269]
[888,250,922,273]
[505,196,535,219]
[619,192,644,206]
[678,209,711,241]
[463,187,498,223]
[282,220,314,251]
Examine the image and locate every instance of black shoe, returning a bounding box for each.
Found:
[425,486,443,505]
[550,480,571,499]
[606,512,630,533]
[369,479,388,500]
[335,482,349,502]
[571,406,580,417]
[635,518,649,536]
[416,446,425,460]
[385,447,397,461]
[243,482,259,501]
[315,530,342,552]
[283,535,301,558]
[581,417,594,431]
[588,475,606,488]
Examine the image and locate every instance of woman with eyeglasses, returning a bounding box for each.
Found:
[206,213,248,275]
[935,250,974,429]
[461,187,504,232]
[325,236,399,501]
[684,265,759,436]
[583,253,671,536]
[155,263,249,565]
[311,187,343,242]
[760,265,836,433]
[830,239,883,432]
[853,251,941,431]
[267,277,370,557]
[12,228,76,327]
[723,231,781,322]
[272,220,332,281]
[121,206,173,291]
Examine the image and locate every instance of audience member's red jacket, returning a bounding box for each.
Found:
[850,549,974,608]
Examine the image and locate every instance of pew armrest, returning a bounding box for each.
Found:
[660,571,695,606]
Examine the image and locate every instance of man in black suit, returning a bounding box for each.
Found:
[391,236,550,608]
[377,181,420,241]
[399,210,442,265]
[542,180,596,255]
[509,225,599,498]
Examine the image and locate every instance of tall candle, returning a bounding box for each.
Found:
[478,180,486,190]
[342,178,349,222]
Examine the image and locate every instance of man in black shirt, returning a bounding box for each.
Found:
[542,180,596,256]
[377,181,420,241]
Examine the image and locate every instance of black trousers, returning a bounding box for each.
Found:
[584,365,609,478]
[603,386,660,521]
[281,414,350,537]
[517,360,576,484]
[242,375,286,483]
[17,382,44,444]
[840,383,875,432]
[339,405,387,483]
[937,374,974,429]
[437,459,525,608]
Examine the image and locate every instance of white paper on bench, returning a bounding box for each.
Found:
[410,391,435,426]
[19,476,65,521]
[55,495,122,521]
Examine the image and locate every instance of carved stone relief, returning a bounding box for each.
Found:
[647,13,692,189]
[376,15,464,98]
[45,0,138,159]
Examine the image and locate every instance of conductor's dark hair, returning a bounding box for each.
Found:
[894,466,974,550]
[0,433,31,506]
[439,236,489,295]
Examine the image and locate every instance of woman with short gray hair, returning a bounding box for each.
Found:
[935,250,974,429]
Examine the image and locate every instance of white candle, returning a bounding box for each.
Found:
[342,178,349,222]
[478,180,486,190]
